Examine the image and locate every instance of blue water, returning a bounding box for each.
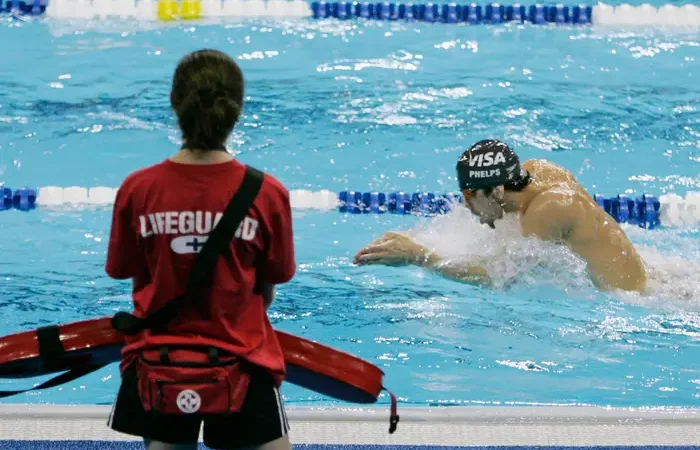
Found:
[1,14,700,409]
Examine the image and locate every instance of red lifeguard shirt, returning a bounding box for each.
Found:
[105,158,296,384]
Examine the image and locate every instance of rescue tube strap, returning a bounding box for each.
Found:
[384,386,400,434]
[112,165,265,335]
[36,325,65,371]
[0,361,106,398]
[0,323,108,399]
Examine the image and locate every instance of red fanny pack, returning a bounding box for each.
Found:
[134,346,251,415]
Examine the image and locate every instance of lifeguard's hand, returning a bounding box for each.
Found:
[353,232,428,267]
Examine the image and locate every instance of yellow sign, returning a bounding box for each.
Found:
[157,0,201,21]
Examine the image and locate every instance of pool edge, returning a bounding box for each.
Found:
[0,404,699,445]
[1,404,700,422]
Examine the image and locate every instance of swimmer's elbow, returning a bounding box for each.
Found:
[456,267,491,286]
[626,273,647,293]
[628,267,648,293]
[454,274,491,287]
[589,268,646,293]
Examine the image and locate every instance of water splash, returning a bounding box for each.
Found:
[619,237,700,310]
[408,208,593,291]
[409,207,700,309]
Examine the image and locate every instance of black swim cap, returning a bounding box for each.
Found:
[456,139,529,191]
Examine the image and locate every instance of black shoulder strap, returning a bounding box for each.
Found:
[0,165,265,399]
[113,165,265,335]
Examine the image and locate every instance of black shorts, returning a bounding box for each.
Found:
[107,365,289,449]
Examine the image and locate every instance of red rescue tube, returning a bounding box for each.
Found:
[0,317,399,432]
[276,329,384,404]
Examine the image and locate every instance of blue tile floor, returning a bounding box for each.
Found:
[1,444,699,450]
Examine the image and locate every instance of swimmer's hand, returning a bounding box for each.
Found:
[353,232,425,267]
[354,232,490,286]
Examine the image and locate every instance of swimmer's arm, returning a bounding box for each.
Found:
[521,192,645,292]
[522,202,607,291]
[354,232,490,285]
[520,194,610,288]
[417,250,491,286]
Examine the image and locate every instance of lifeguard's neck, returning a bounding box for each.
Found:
[171,148,233,165]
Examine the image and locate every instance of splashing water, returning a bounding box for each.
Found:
[409,207,700,311]
[409,208,594,291]
[622,228,700,310]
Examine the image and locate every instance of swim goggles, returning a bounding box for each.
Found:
[461,187,495,201]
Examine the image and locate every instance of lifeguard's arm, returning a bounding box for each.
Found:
[261,186,297,309]
[105,186,144,280]
[262,282,276,310]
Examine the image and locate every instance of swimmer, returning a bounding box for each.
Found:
[354,139,647,293]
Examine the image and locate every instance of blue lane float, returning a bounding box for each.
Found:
[310,2,592,23]
[0,0,45,14]
[593,193,661,230]
[339,190,661,229]
[0,187,36,212]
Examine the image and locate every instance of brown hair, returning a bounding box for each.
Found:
[170,49,244,150]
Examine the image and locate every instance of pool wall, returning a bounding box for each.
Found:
[0,405,699,446]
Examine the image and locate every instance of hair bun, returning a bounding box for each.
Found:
[170,49,245,150]
[198,86,220,109]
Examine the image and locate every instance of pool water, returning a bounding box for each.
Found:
[1,11,700,408]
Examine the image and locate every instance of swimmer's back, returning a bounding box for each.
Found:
[522,159,580,189]
[106,158,295,379]
[522,159,646,292]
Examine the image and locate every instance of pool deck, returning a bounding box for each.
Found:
[0,404,699,446]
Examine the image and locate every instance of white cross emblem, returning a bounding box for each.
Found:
[176,389,201,414]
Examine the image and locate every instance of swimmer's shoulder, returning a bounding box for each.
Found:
[525,187,589,226]
[527,188,580,216]
[523,159,580,188]
[523,159,575,177]
[521,158,554,172]
[521,159,543,171]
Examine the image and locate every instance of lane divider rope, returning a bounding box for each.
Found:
[3,1,700,26]
[4,185,697,229]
